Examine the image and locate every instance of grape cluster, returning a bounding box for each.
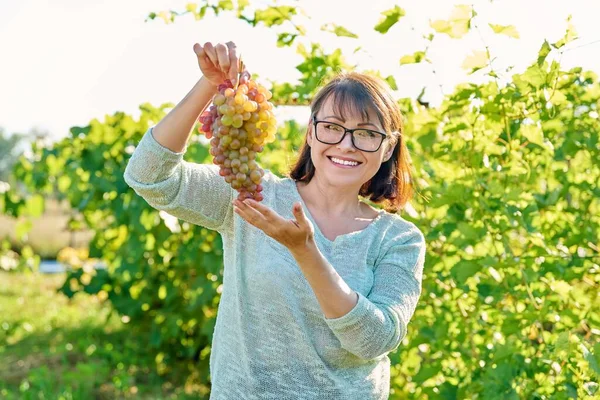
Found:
[198,77,277,202]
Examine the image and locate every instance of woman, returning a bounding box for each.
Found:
[124,40,426,399]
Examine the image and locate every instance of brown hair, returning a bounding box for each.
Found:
[287,71,414,213]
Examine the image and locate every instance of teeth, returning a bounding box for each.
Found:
[330,157,359,166]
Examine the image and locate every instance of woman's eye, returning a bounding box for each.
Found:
[356,130,375,137]
[325,124,343,132]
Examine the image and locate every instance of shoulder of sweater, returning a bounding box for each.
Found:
[372,213,425,266]
[261,169,284,184]
[377,211,425,246]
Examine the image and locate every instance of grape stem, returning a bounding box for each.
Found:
[235,56,244,90]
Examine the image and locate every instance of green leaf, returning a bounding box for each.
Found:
[450,4,474,22]
[413,364,440,383]
[15,219,32,241]
[25,194,44,218]
[400,51,426,65]
[581,342,600,377]
[321,23,358,39]
[489,23,520,38]
[430,20,451,35]
[385,75,398,90]
[537,40,552,66]
[553,15,578,49]
[517,64,546,88]
[254,6,296,27]
[520,124,545,147]
[276,32,297,47]
[430,5,473,38]
[374,5,406,34]
[550,280,572,300]
[451,260,482,285]
[554,331,570,354]
[217,0,234,11]
[462,51,488,73]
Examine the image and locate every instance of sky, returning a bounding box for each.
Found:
[1,0,599,141]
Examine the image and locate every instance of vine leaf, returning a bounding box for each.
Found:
[489,23,520,39]
[553,15,578,49]
[400,51,426,65]
[321,23,358,38]
[462,50,488,73]
[430,5,473,39]
[374,5,406,34]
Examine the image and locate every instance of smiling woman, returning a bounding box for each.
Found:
[289,71,414,215]
[123,40,426,400]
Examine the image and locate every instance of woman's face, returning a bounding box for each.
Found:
[307,96,394,191]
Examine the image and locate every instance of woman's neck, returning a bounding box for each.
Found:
[297,177,364,219]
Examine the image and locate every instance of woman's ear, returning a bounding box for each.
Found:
[306,123,313,147]
[383,145,394,162]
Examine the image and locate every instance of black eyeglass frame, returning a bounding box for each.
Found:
[311,115,389,153]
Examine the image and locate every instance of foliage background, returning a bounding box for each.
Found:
[1,2,599,399]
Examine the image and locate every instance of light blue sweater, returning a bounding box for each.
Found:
[124,127,426,399]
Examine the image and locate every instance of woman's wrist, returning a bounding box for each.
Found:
[198,75,218,94]
[289,237,318,262]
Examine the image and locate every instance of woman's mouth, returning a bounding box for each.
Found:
[327,156,362,168]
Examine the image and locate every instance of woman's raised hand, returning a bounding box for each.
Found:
[193,41,243,87]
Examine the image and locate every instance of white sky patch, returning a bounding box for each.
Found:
[0,0,599,141]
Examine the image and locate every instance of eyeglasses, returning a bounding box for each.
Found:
[312,115,388,152]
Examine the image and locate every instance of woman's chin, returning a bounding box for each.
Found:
[320,170,364,188]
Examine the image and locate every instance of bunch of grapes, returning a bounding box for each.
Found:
[197,75,277,202]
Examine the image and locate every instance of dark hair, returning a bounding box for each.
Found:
[287,71,414,213]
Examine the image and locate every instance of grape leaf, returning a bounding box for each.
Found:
[451,260,482,285]
[430,5,473,38]
[489,23,520,38]
[276,32,297,47]
[321,23,358,38]
[462,51,488,73]
[400,51,426,65]
[374,5,406,34]
[537,40,552,66]
[385,75,398,90]
[254,6,296,27]
[520,125,545,147]
[553,15,578,49]
[581,342,600,378]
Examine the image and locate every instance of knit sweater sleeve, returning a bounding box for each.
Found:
[324,225,426,360]
[123,126,234,233]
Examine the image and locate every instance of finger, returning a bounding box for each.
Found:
[243,199,278,221]
[235,200,268,227]
[215,43,230,77]
[293,202,309,225]
[226,41,239,86]
[203,42,219,67]
[194,43,213,71]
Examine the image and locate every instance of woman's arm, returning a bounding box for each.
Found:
[123,41,241,233]
[152,76,217,153]
[153,41,239,153]
[291,226,426,361]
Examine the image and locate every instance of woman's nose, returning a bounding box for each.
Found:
[337,131,355,150]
